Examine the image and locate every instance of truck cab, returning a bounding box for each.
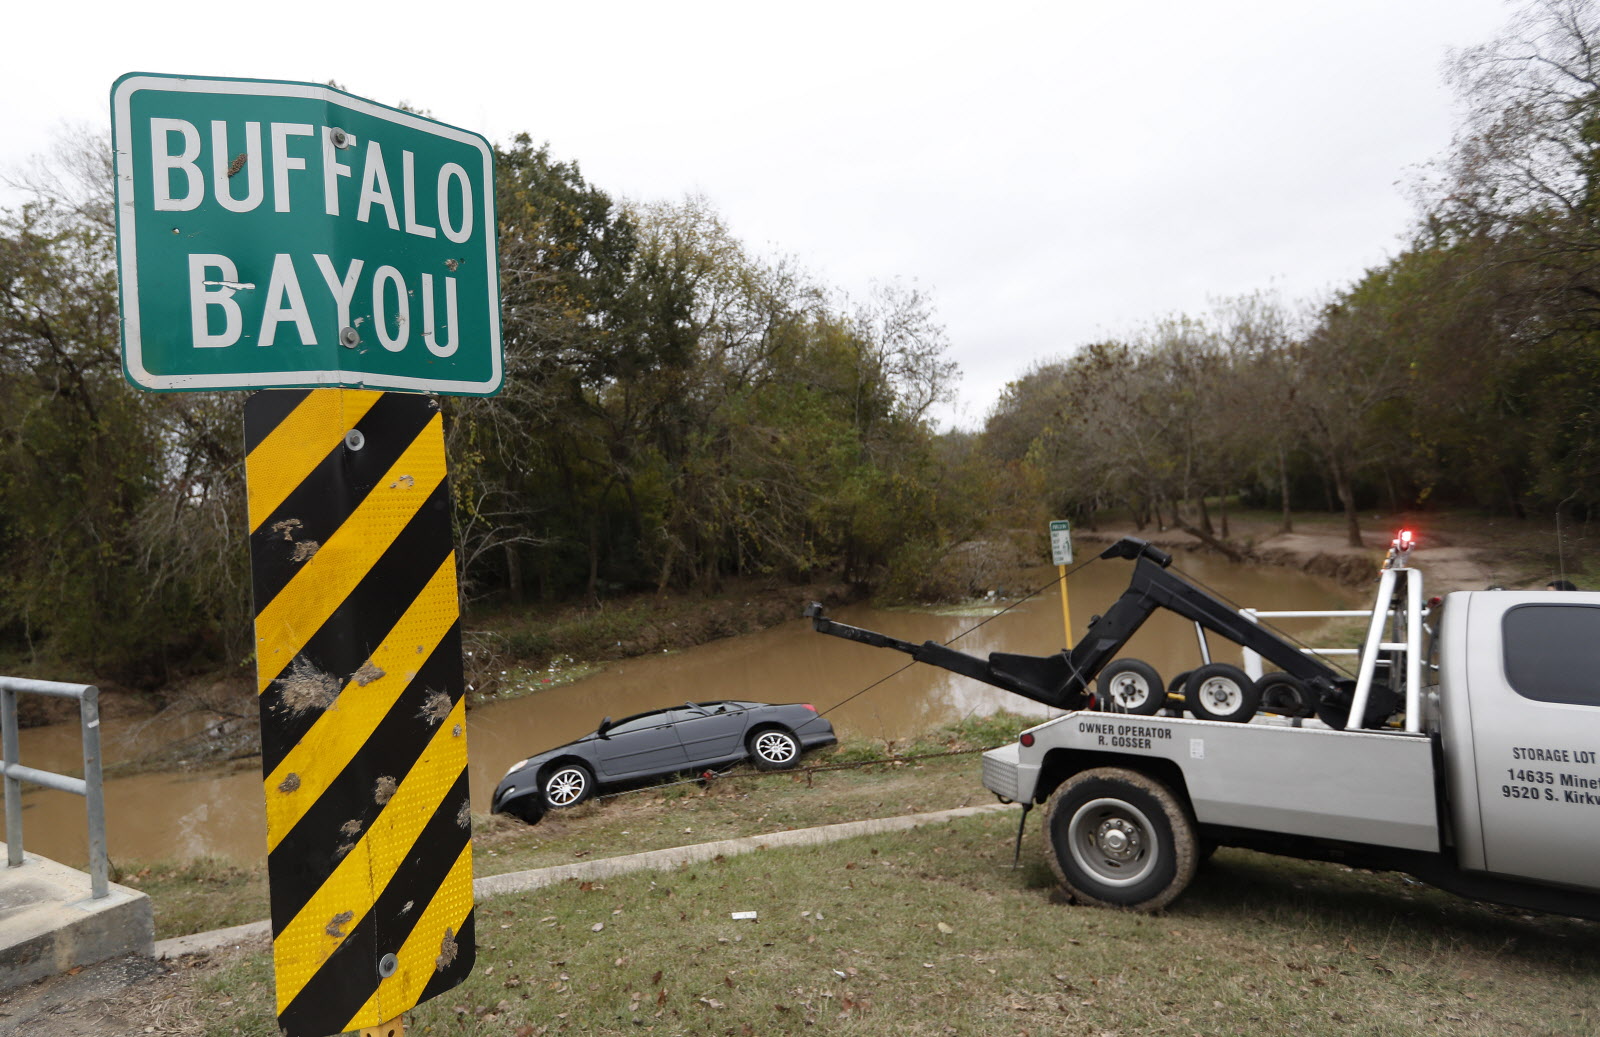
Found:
[1435,591,1600,890]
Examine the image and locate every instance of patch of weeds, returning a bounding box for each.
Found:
[935,710,1037,748]
[828,711,1035,764]
[119,856,268,940]
[825,738,893,765]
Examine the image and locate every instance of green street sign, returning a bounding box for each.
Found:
[111,73,502,395]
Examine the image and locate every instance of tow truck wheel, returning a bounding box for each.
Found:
[1043,767,1198,911]
[1097,659,1165,715]
[1184,663,1261,723]
[1255,672,1314,718]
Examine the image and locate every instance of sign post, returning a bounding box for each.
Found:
[112,72,498,1037]
[1049,520,1074,648]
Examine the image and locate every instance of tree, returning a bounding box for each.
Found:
[1212,293,1307,533]
[0,132,261,681]
[1294,272,1414,547]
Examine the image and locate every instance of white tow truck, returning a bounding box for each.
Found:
[806,532,1600,917]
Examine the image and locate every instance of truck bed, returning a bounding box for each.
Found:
[985,713,1440,853]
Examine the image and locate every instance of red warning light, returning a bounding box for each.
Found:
[1398,529,1415,546]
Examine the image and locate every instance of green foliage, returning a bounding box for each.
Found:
[0,173,250,684]
[0,127,973,685]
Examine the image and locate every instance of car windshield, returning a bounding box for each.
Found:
[603,711,674,736]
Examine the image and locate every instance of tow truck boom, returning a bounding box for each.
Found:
[804,536,1347,712]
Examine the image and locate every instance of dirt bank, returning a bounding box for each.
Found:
[1073,510,1549,596]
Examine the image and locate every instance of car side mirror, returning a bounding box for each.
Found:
[597,717,613,739]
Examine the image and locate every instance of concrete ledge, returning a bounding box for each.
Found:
[152,917,270,959]
[0,844,154,994]
[156,803,1012,959]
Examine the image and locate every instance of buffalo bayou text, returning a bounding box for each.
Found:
[150,119,473,354]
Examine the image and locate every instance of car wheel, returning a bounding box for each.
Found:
[748,727,800,770]
[542,763,594,808]
[1096,659,1164,715]
[1043,766,1198,912]
[1183,663,1261,723]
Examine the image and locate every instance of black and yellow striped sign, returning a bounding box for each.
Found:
[245,388,474,1037]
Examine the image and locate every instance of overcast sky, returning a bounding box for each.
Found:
[3,1,1520,427]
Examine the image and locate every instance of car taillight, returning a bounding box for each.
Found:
[1020,732,1035,747]
[802,703,817,712]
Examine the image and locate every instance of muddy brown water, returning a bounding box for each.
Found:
[2,551,1353,867]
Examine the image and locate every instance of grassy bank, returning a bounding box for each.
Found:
[156,812,1599,1037]
[117,710,1600,1037]
[120,715,1034,940]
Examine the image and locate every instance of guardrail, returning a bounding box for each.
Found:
[0,677,108,899]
